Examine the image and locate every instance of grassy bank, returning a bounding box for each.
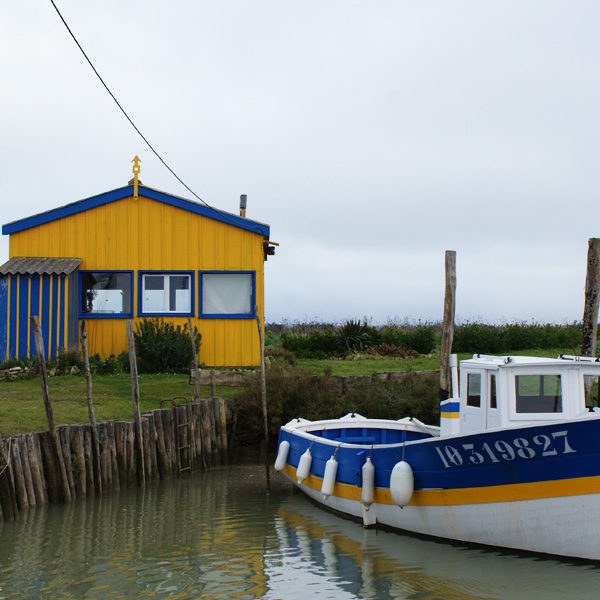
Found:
[0,373,236,438]
[0,346,576,438]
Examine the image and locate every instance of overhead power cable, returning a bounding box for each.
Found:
[48,0,265,233]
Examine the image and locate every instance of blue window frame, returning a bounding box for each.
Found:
[80,271,133,318]
[138,271,194,316]
[199,271,255,318]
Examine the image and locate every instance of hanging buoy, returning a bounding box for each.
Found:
[321,454,338,499]
[274,440,290,471]
[390,460,414,508]
[361,457,375,510]
[296,448,312,484]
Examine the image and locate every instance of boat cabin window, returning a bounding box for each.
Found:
[515,374,562,413]
[490,374,497,409]
[584,375,600,410]
[467,373,481,407]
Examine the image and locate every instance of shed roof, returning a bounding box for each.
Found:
[0,257,82,275]
[2,184,270,237]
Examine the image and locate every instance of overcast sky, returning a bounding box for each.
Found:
[2,1,599,325]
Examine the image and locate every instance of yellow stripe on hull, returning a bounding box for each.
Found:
[282,464,600,507]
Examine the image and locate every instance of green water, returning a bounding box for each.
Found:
[0,466,599,599]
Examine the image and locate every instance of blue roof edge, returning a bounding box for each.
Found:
[2,185,270,237]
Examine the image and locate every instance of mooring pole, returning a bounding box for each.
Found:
[188,317,201,402]
[255,306,270,492]
[80,320,102,494]
[440,251,457,400]
[30,316,72,503]
[126,320,145,486]
[582,238,600,358]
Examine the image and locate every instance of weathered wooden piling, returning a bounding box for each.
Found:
[440,250,457,401]
[582,238,600,357]
[0,395,229,521]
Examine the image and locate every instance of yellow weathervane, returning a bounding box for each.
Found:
[131,155,141,200]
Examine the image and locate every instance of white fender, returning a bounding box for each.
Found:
[321,455,338,499]
[361,457,375,510]
[296,448,312,484]
[389,460,414,508]
[274,440,290,471]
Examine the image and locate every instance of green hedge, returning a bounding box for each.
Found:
[452,322,583,354]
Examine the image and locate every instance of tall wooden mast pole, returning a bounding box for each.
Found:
[440,251,457,400]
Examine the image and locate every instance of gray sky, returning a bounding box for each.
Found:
[2,1,599,325]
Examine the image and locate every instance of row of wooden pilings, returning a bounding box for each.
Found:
[0,396,229,521]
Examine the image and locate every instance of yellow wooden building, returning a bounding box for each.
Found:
[0,166,274,367]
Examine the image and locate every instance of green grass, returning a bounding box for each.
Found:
[297,348,573,376]
[0,373,237,438]
[0,347,575,438]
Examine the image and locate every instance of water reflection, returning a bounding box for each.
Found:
[0,466,598,599]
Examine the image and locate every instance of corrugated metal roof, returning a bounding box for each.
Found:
[0,257,82,275]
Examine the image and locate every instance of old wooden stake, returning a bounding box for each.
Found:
[31,316,72,503]
[582,238,600,357]
[126,321,145,486]
[80,320,103,494]
[188,317,201,403]
[440,251,457,400]
[255,306,270,492]
[0,435,18,520]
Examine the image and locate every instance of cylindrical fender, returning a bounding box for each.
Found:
[321,455,338,499]
[274,440,290,471]
[296,448,312,484]
[361,457,375,510]
[390,460,414,508]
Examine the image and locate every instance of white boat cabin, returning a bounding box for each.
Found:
[440,355,600,437]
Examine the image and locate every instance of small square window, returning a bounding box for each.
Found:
[80,271,132,317]
[139,272,193,315]
[200,272,255,317]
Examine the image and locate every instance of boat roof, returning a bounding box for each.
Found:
[460,354,600,370]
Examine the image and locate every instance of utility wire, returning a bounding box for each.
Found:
[48,0,265,233]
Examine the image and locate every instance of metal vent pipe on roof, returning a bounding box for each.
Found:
[240,194,247,217]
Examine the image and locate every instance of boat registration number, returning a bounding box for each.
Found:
[435,430,575,468]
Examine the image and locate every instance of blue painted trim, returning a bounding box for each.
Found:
[198,270,256,319]
[79,270,134,319]
[440,400,460,413]
[8,275,17,359]
[0,275,7,362]
[138,271,195,317]
[41,274,51,359]
[29,275,40,358]
[2,185,270,237]
[59,275,65,350]
[18,275,29,359]
[51,274,59,360]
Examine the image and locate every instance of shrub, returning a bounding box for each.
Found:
[133,317,201,373]
[337,319,380,355]
[345,373,439,425]
[380,324,436,354]
[281,328,339,359]
[231,363,345,444]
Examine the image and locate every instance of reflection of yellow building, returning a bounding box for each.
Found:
[0,162,275,366]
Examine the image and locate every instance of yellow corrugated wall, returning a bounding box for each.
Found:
[8,194,266,366]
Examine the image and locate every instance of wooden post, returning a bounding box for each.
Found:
[80,320,102,494]
[0,436,18,520]
[440,251,457,401]
[126,320,145,486]
[255,306,270,492]
[188,317,202,403]
[210,370,217,397]
[582,238,600,357]
[31,316,72,503]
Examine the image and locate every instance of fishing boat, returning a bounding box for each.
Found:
[274,354,600,560]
